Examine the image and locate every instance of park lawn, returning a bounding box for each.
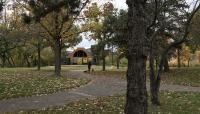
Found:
[10,91,200,114]
[0,65,116,72]
[92,67,200,87]
[161,67,200,87]
[0,69,90,100]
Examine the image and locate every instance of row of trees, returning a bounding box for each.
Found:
[0,0,83,71]
[82,0,200,113]
[25,0,200,113]
[0,0,200,114]
[125,0,200,113]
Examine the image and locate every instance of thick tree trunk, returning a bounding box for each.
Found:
[125,57,148,114]
[125,0,148,114]
[54,37,61,77]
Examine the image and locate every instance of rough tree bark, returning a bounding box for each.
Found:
[54,11,61,77]
[125,0,148,114]
[54,37,61,77]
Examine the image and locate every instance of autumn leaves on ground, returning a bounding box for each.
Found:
[0,69,89,100]
[0,0,200,114]
[0,66,199,114]
[15,92,200,114]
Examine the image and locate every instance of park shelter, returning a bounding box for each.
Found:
[67,48,93,65]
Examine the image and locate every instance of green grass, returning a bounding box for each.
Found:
[3,66,198,87]
[0,65,125,72]
[0,69,90,100]
[92,67,200,87]
[10,92,200,114]
[161,67,200,87]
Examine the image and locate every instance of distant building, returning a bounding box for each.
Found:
[66,48,93,65]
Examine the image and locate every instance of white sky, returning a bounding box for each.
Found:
[75,0,197,49]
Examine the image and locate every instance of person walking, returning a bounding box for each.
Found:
[88,61,92,72]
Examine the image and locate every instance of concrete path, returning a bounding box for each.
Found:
[1,71,200,113]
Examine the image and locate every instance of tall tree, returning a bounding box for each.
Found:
[0,7,29,68]
[83,2,116,71]
[149,0,200,105]
[189,10,200,54]
[125,0,148,114]
[23,0,88,76]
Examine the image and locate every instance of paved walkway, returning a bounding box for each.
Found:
[1,71,200,113]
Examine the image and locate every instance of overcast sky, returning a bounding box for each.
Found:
[74,0,197,50]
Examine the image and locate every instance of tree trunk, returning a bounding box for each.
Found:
[10,56,15,67]
[125,0,148,114]
[149,33,160,105]
[177,48,181,68]
[25,55,30,67]
[37,42,41,71]
[155,58,158,71]
[149,54,160,105]
[6,52,15,67]
[125,56,148,114]
[163,57,169,72]
[6,56,13,67]
[102,56,106,71]
[54,37,61,77]
[2,53,6,68]
[111,45,114,65]
[102,45,106,71]
[155,55,166,102]
[117,57,120,69]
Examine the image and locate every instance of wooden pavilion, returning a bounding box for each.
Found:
[66,48,93,65]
